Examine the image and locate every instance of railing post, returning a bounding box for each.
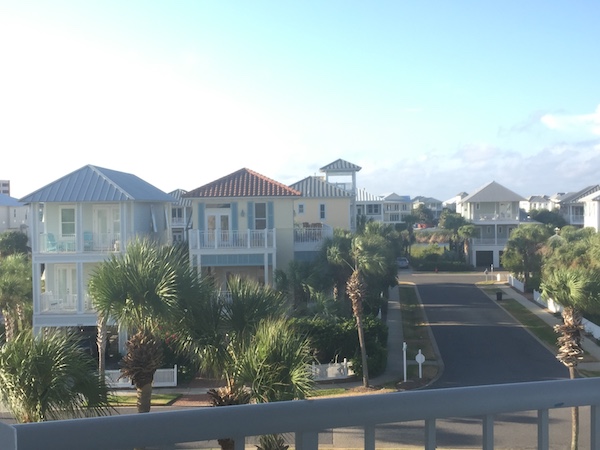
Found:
[364,425,375,450]
[424,418,436,450]
[537,409,549,450]
[592,404,600,449]
[482,414,494,450]
[295,431,319,450]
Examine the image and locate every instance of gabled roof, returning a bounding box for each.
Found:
[382,192,411,202]
[0,193,23,207]
[564,185,600,203]
[168,189,193,207]
[19,165,175,203]
[460,181,524,203]
[319,159,362,173]
[289,176,352,198]
[356,188,383,202]
[184,168,301,198]
[412,196,442,203]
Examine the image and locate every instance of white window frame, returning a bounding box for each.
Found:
[59,206,76,238]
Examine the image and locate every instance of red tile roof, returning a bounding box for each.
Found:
[185,168,301,198]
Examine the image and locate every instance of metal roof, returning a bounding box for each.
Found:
[356,188,383,202]
[0,193,24,207]
[319,159,362,173]
[19,165,175,203]
[460,181,524,203]
[289,176,352,198]
[184,168,301,198]
[168,189,193,207]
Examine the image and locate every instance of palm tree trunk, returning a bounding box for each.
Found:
[137,383,153,414]
[569,366,579,450]
[355,313,369,387]
[96,316,108,375]
[2,308,14,342]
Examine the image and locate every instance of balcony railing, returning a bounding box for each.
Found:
[39,232,121,253]
[39,292,77,313]
[472,213,519,221]
[189,229,275,250]
[471,237,510,246]
[2,378,600,450]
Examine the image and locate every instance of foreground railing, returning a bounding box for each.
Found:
[1,378,600,450]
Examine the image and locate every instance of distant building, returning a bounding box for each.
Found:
[0,180,10,196]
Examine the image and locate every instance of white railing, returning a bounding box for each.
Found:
[39,232,121,253]
[39,292,77,313]
[2,378,600,450]
[473,213,519,221]
[105,365,178,388]
[472,238,509,246]
[189,229,275,250]
[294,225,333,251]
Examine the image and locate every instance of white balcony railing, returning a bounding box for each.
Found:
[472,213,519,221]
[2,378,600,450]
[39,232,121,253]
[471,238,510,246]
[189,229,275,250]
[39,292,77,313]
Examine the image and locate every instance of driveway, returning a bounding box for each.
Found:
[400,273,569,389]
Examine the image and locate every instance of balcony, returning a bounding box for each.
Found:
[472,213,519,222]
[471,237,510,246]
[39,232,121,254]
[39,292,96,314]
[294,225,333,252]
[1,378,599,449]
[189,229,275,251]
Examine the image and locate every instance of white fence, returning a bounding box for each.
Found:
[310,359,354,381]
[508,275,600,340]
[105,365,178,388]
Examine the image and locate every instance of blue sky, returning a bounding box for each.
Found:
[2,1,600,201]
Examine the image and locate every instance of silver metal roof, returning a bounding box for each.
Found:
[460,181,524,203]
[289,176,352,198]
[319,158,362,173]
[356,188,383,202]
[168,189,193,206]
[19,165,175,203]
[0,193,23,207]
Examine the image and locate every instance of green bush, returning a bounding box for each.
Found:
[290,316,388,365]
[350,341,388,378]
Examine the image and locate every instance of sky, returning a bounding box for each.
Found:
[2,1,600,202]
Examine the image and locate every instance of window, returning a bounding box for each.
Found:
[319,204,326,220]
[367,204,381,215]
[390,213,400,221]
[498,226,503,234]
[298,204,305,214]
[255,202,267,230]
[60,207,75,237]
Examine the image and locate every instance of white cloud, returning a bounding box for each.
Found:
[541,105,600,135]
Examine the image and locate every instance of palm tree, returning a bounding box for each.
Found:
[174,277,310,450]
[540,267,600,450]
[0,253,32,341]
[457,224,477,265]
[88,238,199,413]
[0,330,111,423]
[327,231,389,387]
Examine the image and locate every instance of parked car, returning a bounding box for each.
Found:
[396,257,410,269]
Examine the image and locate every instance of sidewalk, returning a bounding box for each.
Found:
[496,284,600,373]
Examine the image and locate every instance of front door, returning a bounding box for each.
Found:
[206,209,230,246]
[94,206,121,251]
[55,264,77,311]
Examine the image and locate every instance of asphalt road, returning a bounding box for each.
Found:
[409,273,570,389]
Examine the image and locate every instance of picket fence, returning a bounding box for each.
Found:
[507,274,600,339]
